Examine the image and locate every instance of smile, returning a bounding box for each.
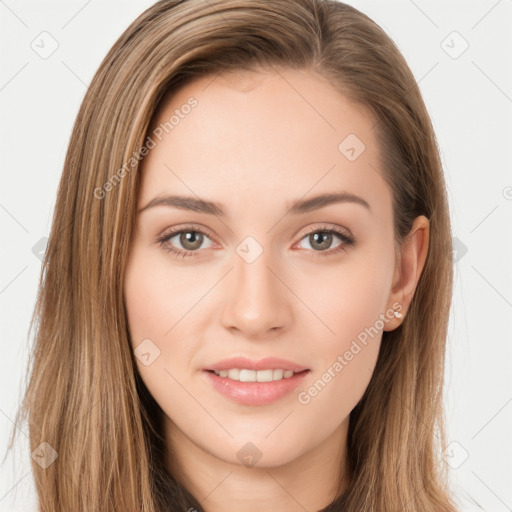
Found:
[204,369,310,406]
[211,368,296,382]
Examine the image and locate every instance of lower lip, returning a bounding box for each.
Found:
[203,370,310,405]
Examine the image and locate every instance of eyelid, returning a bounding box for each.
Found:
[294,222,354,241]
[158,223,218,243]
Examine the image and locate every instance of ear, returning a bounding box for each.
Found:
[384,215,430,331]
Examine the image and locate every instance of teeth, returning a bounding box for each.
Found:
[213,368,298,382]
[240,369,256,382]
[273,369,284,380]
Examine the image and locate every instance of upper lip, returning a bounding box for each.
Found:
[205,357,309,373]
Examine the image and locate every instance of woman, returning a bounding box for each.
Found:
[12,0,457,510]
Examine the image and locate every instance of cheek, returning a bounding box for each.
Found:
[296,245,395,353]
[123,252,205,422]
[292,243,394,412]
[124,250,204,345]
[124,262,165,349]
[123,251,200,380]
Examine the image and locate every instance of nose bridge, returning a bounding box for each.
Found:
[220,239,291,335]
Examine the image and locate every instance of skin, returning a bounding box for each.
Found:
[124,67,429,512]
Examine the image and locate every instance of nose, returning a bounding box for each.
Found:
[220,247,292,338]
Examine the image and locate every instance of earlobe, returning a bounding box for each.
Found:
[384,215,430,330]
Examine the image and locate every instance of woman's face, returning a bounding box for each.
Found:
[124,68,407,470]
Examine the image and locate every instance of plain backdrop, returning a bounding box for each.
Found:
[1,1,511,511]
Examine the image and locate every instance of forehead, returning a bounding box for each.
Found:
[139,68,389,216]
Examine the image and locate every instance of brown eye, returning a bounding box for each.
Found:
[295,226,356,256]
[308,232,335,251]
[158,228,214,257]
[177,231,204,251]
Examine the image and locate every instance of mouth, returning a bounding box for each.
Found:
[203,357,311,405]
[207,368,307,382]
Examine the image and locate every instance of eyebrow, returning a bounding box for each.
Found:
[137,191,371,216]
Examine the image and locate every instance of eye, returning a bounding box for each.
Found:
[157,224,356,259]
[295,226,356,255]
[157,226,215,258]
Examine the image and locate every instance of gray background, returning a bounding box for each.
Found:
[1,0,511,510]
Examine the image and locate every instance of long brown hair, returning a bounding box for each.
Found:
[9,0,456,510]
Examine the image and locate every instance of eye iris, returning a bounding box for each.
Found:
[310,232,332,251]
[180,231,203,250]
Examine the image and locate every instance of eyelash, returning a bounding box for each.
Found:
[156,224,356,259]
